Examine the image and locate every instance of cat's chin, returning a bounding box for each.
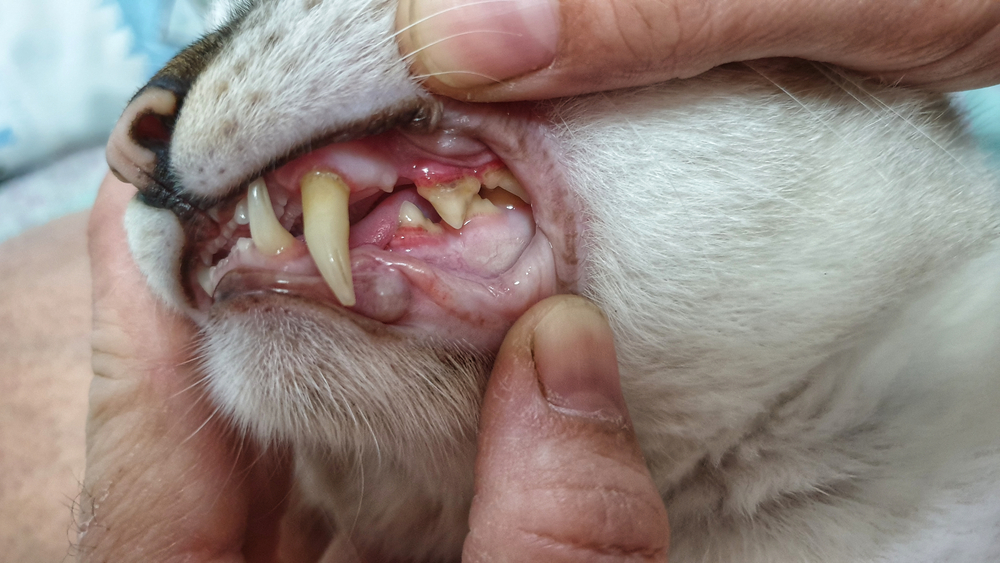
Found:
[198,291,491,453]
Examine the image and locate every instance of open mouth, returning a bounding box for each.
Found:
[183,122,562,349]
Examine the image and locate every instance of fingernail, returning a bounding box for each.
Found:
[532,300,628,420]
[399,0,559,89]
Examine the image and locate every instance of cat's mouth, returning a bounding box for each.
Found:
[175,105,577,350]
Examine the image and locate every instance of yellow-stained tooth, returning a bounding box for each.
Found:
[248,178,297,255]
[301,170,356,307]
[417,176,480,229]
[398,201,443,233]
[482,168,530,204]
[467,193,499,218]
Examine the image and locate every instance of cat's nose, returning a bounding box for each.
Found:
[106,86,178,190]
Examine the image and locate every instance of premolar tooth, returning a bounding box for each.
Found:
[417,176,480,229]
[482,168,530,204]
[301,170,356,307]
[467,193,499,218]
[197,265,216,296]
[234,197,250,225]
[248,178,297,255]
[398,201,443,233]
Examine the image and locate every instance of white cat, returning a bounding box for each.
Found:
[107,0,1000,560]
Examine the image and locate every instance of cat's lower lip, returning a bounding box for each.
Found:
[213,270,401,328]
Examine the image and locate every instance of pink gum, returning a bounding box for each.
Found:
[266,129,506,199]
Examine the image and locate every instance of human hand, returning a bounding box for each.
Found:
[78,174,294,562]
[396,0,1000,99]
[79,175,667,561]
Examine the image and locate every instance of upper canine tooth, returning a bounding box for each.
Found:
[416,176,480,230]
[301,170,355,307]
[481,168,530,204]
[398,201,443,233]
[248,178,297,255]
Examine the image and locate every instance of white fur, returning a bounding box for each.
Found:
[124,199,188,311]
[123,0,1000,560]
[171,0,427,198]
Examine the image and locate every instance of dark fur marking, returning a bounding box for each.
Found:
[220,120,238,137]
[263,32,281,52]
[233,59,249,77]
[214,81,230,99]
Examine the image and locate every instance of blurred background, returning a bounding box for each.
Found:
[0,0,211,241]
[0,0,999,244]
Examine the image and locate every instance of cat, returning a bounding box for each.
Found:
[106,0,1000,560]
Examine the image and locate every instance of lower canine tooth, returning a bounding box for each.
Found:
[301,170,356,307]
[417,176,480,229]
[248,178,297,255]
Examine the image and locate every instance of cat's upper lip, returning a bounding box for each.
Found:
[180,100,582,350]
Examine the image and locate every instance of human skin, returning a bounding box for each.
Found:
[0,212,91,563]
[396,0,1000,99]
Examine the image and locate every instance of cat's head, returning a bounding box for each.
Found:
[109,0,999,489]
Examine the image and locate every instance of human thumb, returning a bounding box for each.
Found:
[464,295,669,562]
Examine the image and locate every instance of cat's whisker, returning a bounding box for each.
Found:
[166,374,210,401]
[400,29,521,61]
[358,409,382,467]
[349,452,365,541]
[180,408,219,447]
[813,62,975,176]
[584,90,726,286]
[411,70,504,84]
[391,0,517,39]
[744,61,897,189]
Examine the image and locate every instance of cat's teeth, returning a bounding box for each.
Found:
[248,178,297,255]
[301,170,355,307]
[481,168,530,204]
[196,265,216,296]
[234,197,250,225]
[467,193,499,218]
[398,201,443,233]
[417,176,481,229]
